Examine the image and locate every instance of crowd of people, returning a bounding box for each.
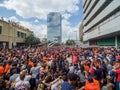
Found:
[0,46,120,90]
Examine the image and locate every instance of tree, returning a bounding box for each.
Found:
[24,34,40,46]
[65,39,75,45]
[80,33,84,42]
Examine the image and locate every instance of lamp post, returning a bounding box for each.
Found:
[73,31,77,41]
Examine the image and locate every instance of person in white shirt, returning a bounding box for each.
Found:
[15,72,30,90]
[16,69,31,82]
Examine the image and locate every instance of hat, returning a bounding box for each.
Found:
[87,75,93,83]
[89,68,94,74]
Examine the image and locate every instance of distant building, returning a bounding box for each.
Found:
[82,0,120,48]
[47,12,62,43]
[0,18,32,48]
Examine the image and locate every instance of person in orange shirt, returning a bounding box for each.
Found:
[0,63,5,76]
[85,75,100,90]
[28,59,34,67]
[43,57,48,62]
[84,64,90,73]
[4,61,11,73]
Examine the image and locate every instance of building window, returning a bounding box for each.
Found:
[17,31,26,38]
[17,31,20,37]
[23,33,26,38]
[0,26,2,34]
[21,32,24,38]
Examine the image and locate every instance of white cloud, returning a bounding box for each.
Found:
[4,16,81,42]
[7,16,19,22]
[0,0,81,42]
[3,16,47,39]
[62,13,72,19]
[0,0,80,20]
[62,19,80,42]
[20,21,47,39]
[34,19,39,23]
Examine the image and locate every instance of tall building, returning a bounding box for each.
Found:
[0,18,32,48]
[47,12,62,43]
[82,0,120,47]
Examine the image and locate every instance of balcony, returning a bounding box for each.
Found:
[83,0,91,13]
[83,0,106,26]
[83,0,95,20]
[84,0,120,32]
[83,13,120,41]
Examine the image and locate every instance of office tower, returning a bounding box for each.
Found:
[47,12,62,43]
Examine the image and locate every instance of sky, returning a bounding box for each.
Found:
[0,0,83,42]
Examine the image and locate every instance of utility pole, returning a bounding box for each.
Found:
[74,31,77,41]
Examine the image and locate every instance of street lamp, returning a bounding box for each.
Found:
[73,31,77,41]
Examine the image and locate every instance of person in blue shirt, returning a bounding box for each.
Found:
[61,73,78,90]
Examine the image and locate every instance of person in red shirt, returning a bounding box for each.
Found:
[72,54,78,64]
[116,53,120,61]
[113,61,120,90]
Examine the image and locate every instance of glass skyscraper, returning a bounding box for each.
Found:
[47,12,62,43]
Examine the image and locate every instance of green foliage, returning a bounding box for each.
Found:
[80,33,84,42]
[24,34,40,46]
[47,40,52,44]
[54,43,61,46]
[65,39,75,45]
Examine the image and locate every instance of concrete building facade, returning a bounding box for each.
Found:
[82,0,120,48]
[79,22,83,41]
[0,18,32,48]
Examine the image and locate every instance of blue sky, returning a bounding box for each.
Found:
[0,0,83,42]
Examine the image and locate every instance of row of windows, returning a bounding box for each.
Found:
[17,31,26,38]
[83,0,87,8]
[83,0,92,13]
[84,0,99,20]
[0,26,27,38]
[86,9,120,33]
[84,0,113,26]
[0,26,2,34]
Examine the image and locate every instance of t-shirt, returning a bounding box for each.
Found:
[84,65,89,72]
[15,80,30,90]
[73,56,77,64]
[85,79,100,90]
[9,74,19,83]
[61,81,74,90]
[30,66,41,78]
[51,80,63,90]
[4,64,11,73]
[0,66,4,74]
[69,66,75,73]
[101,86,109,90]
[16,75,31,82]
[116,69,120,82]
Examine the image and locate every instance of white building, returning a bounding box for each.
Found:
[82,0,120,48]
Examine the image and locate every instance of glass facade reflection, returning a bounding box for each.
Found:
[47,12,62,43]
